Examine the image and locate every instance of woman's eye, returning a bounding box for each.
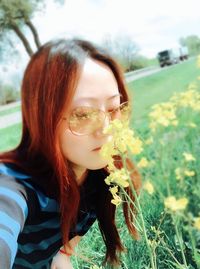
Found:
[108,107,120,113]
[74,113,88,119]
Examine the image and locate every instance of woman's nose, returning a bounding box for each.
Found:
[93,114,110,137]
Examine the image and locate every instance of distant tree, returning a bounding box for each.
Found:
[102,34,139,71]
[0,0,63,58]
[179,35,200,56]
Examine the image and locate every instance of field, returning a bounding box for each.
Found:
[0,57,200,268]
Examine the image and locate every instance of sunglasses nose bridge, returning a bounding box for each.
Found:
[103,110,112,125]
[94,110,110,132]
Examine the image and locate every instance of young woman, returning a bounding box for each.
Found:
[0,39,140,268]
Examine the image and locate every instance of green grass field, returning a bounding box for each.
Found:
[129,57,199,122]
[0,123,22,151]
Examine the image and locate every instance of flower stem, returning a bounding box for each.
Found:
[172,215,188,268]
[122,156,157,269]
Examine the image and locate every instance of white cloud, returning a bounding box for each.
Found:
[31,0,200,58]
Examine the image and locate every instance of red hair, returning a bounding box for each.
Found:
[0,39,141,265]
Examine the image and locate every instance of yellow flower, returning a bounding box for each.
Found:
[175,167,184,181]
[183,152,196,162]
[128,137,143,155]
[164,196,188,212]
[149,102,177,131]
[105,168,129,188]
[187,122,197,128]
[137,157,149,168]
[170,88,200,111]
[143,181,154,195]
[109,185,118,195]
[111,194,122,206]
[109,186,122,206]
[102,119,143,155]
[184,170,195,177]
[193,217,200,230]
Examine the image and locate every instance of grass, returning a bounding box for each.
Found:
[0,123,22,151]
[128,57,199,123]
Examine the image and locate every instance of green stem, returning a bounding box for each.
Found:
[185,215,199,268]
[121,188,143,232]
[172,216,188,268]
[122,155,157,269]
[160,239,186,269]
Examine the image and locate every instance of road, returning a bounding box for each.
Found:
[125,66,161,82]
[0,66,162,130]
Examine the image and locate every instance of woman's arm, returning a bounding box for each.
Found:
[0,175,28,269]
[51,236,82,269]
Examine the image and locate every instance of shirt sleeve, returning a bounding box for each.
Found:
[0,174,28,269]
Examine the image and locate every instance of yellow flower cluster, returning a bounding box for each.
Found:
[149,102,177,132]
[105,168,130,188]
[164,196,188,212]
[187,122,197,128]
[100,119,143,206]
[109,185,122,206]
[102,119,143,155]
[143,181,154,195]
[100,119,143,173]
[149,87,200,132]
[175,167,195,180]
[183,152,196,162]
[137,157,150,168]
[193,217,200,230]
[171,87,200,111]
[174,152,196,180]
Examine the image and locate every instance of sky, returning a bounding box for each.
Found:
[33,0,200,58]
[1,0,200,84]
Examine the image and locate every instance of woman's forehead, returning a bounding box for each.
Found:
[72,58,119,103]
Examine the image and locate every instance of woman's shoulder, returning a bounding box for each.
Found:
[0,162,30,197]
[0,162,59,215]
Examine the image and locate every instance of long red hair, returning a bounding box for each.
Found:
[0,39,141,265]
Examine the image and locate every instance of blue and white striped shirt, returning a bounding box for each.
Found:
[0,163,99,268]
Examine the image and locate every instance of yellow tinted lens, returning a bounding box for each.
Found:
[110,102,130,121]
[69,107,103,134]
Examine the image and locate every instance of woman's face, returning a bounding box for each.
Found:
[59,58,120,174]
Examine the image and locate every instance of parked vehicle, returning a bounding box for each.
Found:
[157,46,189,67]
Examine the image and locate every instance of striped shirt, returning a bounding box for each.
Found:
[0,163,100,269]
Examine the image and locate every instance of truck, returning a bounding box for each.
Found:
[157,46,189,67]
[179,46,189,61]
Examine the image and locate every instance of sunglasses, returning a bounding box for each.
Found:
[63,101,130,136]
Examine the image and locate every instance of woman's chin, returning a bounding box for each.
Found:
[87,160,108,170]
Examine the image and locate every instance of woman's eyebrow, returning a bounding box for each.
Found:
[75,94,122,102]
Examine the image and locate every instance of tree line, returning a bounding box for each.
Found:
[1,0,200,72]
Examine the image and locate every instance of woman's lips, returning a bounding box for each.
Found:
[92,147,102,151]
